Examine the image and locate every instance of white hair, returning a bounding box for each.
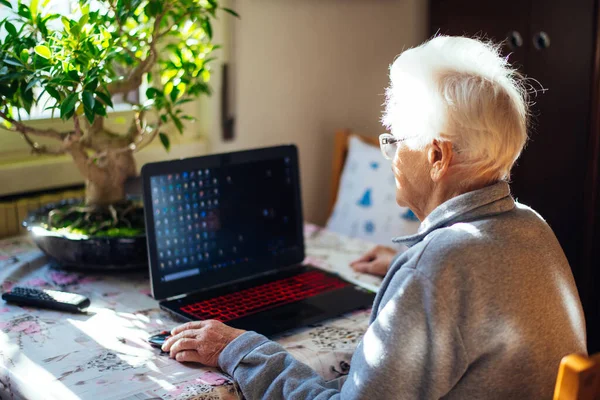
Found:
[382,35,529,182]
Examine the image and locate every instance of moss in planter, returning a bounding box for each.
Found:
[42,201,146,238]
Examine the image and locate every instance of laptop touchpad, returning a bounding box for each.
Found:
[271,303,324,322]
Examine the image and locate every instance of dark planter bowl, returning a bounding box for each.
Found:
[23,199,148,271]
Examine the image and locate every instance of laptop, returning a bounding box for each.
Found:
[141,145,375,337]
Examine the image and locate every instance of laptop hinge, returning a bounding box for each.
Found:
[162,264,303,302]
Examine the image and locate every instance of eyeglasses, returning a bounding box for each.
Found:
[379,133,406,160]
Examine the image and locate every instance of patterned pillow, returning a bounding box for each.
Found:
[326,135,420,247]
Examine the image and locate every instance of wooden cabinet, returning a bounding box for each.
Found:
[431,0,600,352]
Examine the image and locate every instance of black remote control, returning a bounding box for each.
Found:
[2,287,90,313]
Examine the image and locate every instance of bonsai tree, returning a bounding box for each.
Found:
[0,0,237,235]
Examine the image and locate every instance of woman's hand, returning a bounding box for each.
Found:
[161,320,246,366]
[350,245,397,277]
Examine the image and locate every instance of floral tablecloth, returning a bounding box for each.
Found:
[0,224,381,400]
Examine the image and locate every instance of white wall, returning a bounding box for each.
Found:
[204,0,428,225]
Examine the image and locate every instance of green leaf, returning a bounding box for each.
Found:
[33,54,50,68]
[84,105,95,124]
[46,86,61,101]
[79,13,88,27]
[0,66,7,75]
[70,22,80,37]
[60,93,78,119]
[3,81,17,97]
[207,0,217,16]
[170,86,180,102]
[3,57,23,67]
[222,7,240,18]
[42,14,60,23]
[93,102,106,116]
[17,3,31,20]
[67,70,80,82]
[25,78,39,92]
[0,84,10,97]
[61,16,70,33]
[145,0,160,17]
[0,72,22,83]
[63,107,75,120]
[30,0,39,21]
[165,76,177,92]
[0,0,11,8]
[20,81,34,112]
[36,16,48,37]
[175,98,194,105]
[146,87,162,99]
[34,45,51,59]
[201,18,213,40]
[82,91,95,111]
[95,90,113,107]
[1,118,13,129]
[20,49,29,63]
[85,40,98,57]
[5,21,16,36]
[88,11,98,24]
[159,132,170,151]
[35,88,45,103]
[172,114,183,134]
[84,78,98,92]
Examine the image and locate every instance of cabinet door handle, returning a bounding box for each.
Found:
[507,30,523,49]
[533,31,551,50]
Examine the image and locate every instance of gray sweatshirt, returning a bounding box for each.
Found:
[218,181,587,399]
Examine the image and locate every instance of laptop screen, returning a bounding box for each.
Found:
[142,145,305,300]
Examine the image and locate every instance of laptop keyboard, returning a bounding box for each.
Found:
[179,270,349,322]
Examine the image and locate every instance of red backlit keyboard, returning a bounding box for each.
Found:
[180,270,348,322]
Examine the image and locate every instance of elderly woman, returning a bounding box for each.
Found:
[161,36,587,399]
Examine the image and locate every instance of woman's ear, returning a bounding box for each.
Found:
[427,139,453,182]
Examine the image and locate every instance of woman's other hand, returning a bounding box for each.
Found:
[350,245,397,277]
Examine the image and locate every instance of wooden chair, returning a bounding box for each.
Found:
[554,353,600,400]
[328,129,379,217]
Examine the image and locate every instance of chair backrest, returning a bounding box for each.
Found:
[554,353,600,400]
[328,129,379,217]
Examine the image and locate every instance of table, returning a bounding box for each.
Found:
[0,224,382,400]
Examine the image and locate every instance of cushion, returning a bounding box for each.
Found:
[326,135,420,247]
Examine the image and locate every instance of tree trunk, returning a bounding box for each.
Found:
[70,144,137,206]
[85,175,127,206]
[85,151,137,206]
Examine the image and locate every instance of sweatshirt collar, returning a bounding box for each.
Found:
[392,181,515,247]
